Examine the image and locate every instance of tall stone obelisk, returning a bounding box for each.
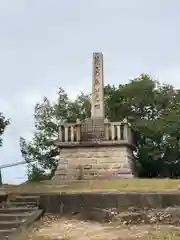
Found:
[84,53,105,141]
[81,53,105,141]
[91,52,104,119]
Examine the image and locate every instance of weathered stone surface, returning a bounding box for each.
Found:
[81,118,105,141]
[54,146,134,180]
[39,193,180,215]
[91,52,104,118]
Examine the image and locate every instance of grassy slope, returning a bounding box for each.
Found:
[1,179,180,194]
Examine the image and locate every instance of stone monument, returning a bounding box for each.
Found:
[53,53,135,180]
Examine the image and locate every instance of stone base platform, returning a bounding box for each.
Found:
[53,144,134,180]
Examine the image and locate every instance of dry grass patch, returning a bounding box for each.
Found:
[1,179,180,195]
[138,225,180,239]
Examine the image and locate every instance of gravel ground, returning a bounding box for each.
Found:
[16,208,180,240]
[32,217,153,240]
[16,214,180,240]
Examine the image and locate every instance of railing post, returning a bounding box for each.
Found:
[122,118,128,141]
[76,125,81,141]
[104,118,109,140]
[117,125,121,140]
[76,119,81,142]
[105,124,109,140]
[111,124,115,140]
[64,126,69,142]
[70,125,74,142]
[123,124,128,141]
[127,125,132,143]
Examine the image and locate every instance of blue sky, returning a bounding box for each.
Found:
[1,0,180,184]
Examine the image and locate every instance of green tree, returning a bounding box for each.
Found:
[0,112,9,147]
[20,88,90,181]
[20,74,180,181]
[105,74,180,177]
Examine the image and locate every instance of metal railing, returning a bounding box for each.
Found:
[0,159,38,185]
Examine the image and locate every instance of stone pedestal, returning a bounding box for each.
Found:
[54,143,134,180]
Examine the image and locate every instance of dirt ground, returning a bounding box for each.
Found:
[17,215,180,240]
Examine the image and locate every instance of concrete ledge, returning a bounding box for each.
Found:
[56,140,135,149]
[39,192,180,214]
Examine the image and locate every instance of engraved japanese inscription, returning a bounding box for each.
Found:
[91,52,104,118]
[93,53,101,109]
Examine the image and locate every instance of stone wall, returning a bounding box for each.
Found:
[54,145,134,180]
[39,192,180,214]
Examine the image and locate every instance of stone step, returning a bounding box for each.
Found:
[0,212,31,221]
[0,220,21,229]
[0,207,38,214]
[15,195,40,199]
[14,195,40,202]
[0,228,16,238]
[9,201,38,207]
[11,198,38,204]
